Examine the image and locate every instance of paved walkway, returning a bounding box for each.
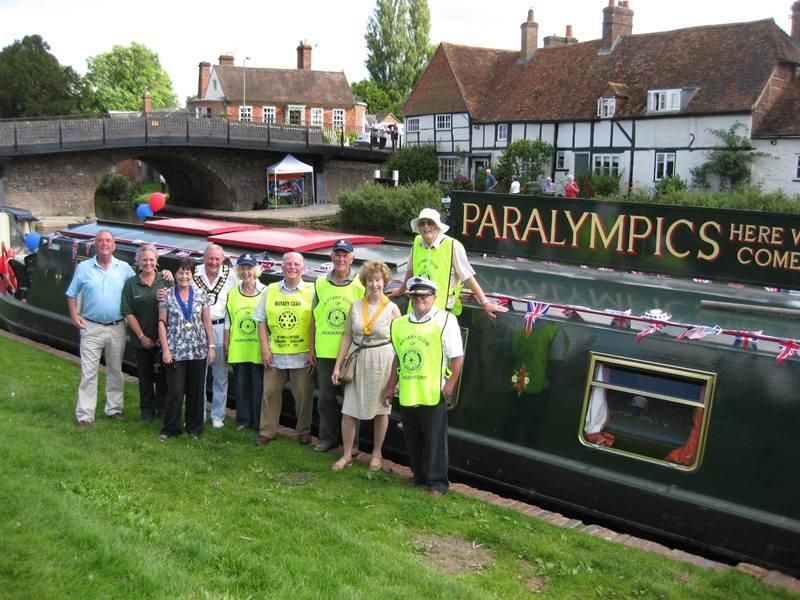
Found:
[1,328,797,593]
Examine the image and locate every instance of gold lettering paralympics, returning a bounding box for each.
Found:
[460,202,800,272]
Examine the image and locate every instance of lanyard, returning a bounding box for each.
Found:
[362,296,389,336]
[176,286,194,323]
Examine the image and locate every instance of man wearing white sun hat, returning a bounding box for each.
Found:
[390,208,508,319]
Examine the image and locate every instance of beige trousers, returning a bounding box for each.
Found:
[75,321,126,422]
[259,366,313,438]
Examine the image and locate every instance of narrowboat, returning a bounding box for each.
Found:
[1,192,798,577]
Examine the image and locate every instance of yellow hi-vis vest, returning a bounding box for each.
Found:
[264,282,313,354]
[411,235,462,315]
[390,313,448,407]
[313,275,365,358]
[225,285,264,364]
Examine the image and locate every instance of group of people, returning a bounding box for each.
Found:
[484,168,580,197]
[66,208,506,497]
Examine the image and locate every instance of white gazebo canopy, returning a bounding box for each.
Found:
[265,154,315,208]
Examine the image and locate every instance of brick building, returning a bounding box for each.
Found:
[402,1,800,196]
[188,42,366,134]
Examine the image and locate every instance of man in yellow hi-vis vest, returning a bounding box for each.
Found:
[383,277,464,498]
[252,252,315,446]
[390,208,507,319]
[310,239,365,453]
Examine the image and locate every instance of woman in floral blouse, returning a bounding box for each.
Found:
[157,259,215,441]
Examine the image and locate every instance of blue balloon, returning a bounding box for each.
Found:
[24,231,41,252]
[136,204,153,221]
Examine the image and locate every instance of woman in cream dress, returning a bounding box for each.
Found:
[331,261,400,471]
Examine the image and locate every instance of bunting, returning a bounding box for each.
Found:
[636,321,665,342]
[776,341,800,366]
[733,331,762,350]
[677,325,722,341]
[523,301,550,337]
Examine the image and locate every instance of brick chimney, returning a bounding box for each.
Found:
[519,9,539,62]
[218,54,235,67]
[297,41,312,70]
[601,0,634,52]
[143,91,152,115]
[198,61,211,98]
[544,24,578,48]
[793,1,800,43]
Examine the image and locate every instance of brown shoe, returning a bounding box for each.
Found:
[427,489,445,498]
[109,413,124,422]
[297,434,312,445]
[313,441,335,452]
[77,420,91,430]
[255,435,274,446]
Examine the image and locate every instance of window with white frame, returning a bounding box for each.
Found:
[310,108,324,127]
[195,106,211,118]
[597,97,616,118]
[406,117,419,133]
[655,152,676,180]
[239,105,252,122]
[795,155,800,180]
[439,157,457,182]
[556,151,567,170]
[332,109,345,130]
[262,106,276,124]
[647,89,681,113]
[435,114,452,130]
[593,154,621,177]
[287,105,305,126]
[497,123,508,142]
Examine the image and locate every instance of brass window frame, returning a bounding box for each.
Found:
[578,352,716,471]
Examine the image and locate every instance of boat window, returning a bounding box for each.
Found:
[579,353,715,471]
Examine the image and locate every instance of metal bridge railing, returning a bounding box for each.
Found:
[0,113,388,155]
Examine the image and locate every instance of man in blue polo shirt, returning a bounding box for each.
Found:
[66,229,135,428]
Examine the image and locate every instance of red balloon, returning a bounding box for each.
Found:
[148,192,166,213]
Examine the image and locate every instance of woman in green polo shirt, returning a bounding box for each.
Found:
[224,254,265,431]
[121,244,172,422]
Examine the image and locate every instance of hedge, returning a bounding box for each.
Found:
[338,182,443,233]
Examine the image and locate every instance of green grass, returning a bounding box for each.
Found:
[0,336,795,599]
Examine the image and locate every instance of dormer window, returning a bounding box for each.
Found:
[597,98,616,118]
[647,89,681,113]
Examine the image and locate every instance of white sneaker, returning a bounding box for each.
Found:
[212,419,224,429]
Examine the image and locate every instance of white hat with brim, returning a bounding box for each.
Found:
[407,276,438,296]
[410,208,449,235]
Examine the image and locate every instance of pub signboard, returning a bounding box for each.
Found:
[450,191,800,289]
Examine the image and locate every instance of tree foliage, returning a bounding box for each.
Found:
[338,182,441,233]
[494,139,554,192]
[351,79,395,114]
[364,0,434,108]
[0,35,87,118]
[386,145,439,185]
[85,43,177,112]
[691,123,768,190]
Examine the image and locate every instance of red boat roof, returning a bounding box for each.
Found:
[144,218,262,236]
[209,228,384,253]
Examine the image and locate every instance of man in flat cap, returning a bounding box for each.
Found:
[383,276,464,498]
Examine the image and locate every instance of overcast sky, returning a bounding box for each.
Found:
[1,0,797,105]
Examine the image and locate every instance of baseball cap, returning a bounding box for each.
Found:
[331,239,354,253]
[236,253,258,266]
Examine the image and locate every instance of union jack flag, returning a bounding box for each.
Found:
[524,301,551,337]
[776,340,800,366]
[677,325,722,341]
[607,309,632,329]
[562,309,584,321]
[636,321,665,342]
[733,331,761,350]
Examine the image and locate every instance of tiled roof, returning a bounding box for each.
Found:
[403,18,800,129]
[755,77,800,136]
[214,66,355,106]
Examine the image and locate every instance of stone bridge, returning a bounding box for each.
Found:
[0,113,389,216]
